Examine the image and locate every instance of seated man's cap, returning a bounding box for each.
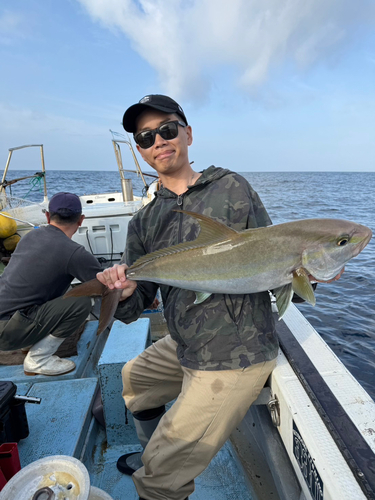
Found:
[48,192,82,215]
[123,94,188,133]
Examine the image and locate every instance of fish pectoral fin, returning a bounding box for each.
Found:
[64,278,107,298]
[274,284,294,319]
[292,268,316,306]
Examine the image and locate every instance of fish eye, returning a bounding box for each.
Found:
[337,236,350,247]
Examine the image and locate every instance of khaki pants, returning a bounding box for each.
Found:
[122,335,276,500]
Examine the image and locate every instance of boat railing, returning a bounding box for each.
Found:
[1,145,48,204]
[110,130,159,201]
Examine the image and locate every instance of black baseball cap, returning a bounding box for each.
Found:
[122,94,188,133]
[48,192,82,215]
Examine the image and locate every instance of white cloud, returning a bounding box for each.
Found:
[77,0,375,102]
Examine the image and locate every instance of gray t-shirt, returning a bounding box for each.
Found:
[0,224,101,318]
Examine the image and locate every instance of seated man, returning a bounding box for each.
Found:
[0,192,102,376]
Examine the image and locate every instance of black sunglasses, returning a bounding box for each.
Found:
[134,120,186,149]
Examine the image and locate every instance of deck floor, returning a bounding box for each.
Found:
[87,436,254,500]
[10,320,255,500]
[17,376,254,499]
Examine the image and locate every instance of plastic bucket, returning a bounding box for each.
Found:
[0,455,90,500]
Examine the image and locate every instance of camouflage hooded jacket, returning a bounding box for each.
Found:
[115,166,278,370]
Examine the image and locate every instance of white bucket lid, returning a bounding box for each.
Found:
[0,455,90,500]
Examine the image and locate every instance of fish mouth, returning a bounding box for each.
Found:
[309,267,345,283]
[359,230,373,253]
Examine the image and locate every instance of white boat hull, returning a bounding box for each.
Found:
[270,305,375,500]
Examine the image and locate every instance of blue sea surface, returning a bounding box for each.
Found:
[4,169,375,400]
[243,171,375,402]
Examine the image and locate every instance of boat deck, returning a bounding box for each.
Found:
[1,319,256,500]
[87,437,253,500]
[0,321,104,384]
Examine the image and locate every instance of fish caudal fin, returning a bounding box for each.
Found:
[97,289,123,335]
[64,279,122,335]
[64,278,107,298]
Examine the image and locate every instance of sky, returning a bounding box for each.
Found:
[0,0,374,173]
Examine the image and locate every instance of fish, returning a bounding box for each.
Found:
[65,210,372,334]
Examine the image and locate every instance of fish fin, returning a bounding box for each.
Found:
[174,210,239,240]
[292,268,316,306]
[274,284,294,319]
[129,211,239,271]
[97,289,122,335]
[64,278,107,298]
[186,291,212,311]
[194,292,212,305]
[64,279,122,336]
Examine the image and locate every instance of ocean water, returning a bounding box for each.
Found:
[4,169,375,400]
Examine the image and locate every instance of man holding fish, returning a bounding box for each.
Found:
[81,95,370,500]
[97,94,279,500]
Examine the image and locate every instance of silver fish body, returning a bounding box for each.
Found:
[126,213,372,295]
[65,210,372,333]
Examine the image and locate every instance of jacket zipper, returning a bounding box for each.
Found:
[177,194,183,242]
